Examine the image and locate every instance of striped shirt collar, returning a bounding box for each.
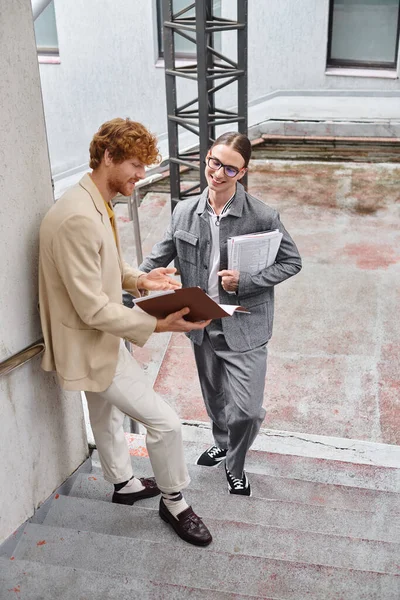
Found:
[206,192,235,216]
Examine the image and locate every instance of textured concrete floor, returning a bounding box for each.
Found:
[115,159,400,446]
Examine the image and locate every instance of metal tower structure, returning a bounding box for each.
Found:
[162,0,248,210]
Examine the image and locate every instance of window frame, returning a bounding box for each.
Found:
[327,0,400,70]
[156,0,197,59]
[156,0,166,59]
[34,0,60,59]
[156,0,222,60]
[37,45,59,56]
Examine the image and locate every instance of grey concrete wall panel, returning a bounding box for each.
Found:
[0,0,87,545]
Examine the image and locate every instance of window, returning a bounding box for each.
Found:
[327,0,400,69]
[156,0,221,59]
[34,1,59,57]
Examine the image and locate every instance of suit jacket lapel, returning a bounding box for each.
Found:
[79,174,123,273]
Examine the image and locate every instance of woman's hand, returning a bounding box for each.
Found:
[217,269,240,292]
[137,267,181,291]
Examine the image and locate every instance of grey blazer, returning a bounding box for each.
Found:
[140,182,302,351]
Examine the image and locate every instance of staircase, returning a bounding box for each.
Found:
[1,440,400,599]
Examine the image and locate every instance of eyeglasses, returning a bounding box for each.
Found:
[205,156,243,178]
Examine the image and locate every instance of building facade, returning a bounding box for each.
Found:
[36,0,400,179]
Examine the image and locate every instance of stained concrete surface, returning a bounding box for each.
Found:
[115,159,400,446]
[4,438,400,598]
[1,558,252,600]
[47,492,400,573]
[12,523,400,599]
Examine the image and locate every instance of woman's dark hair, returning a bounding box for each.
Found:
[210,132,252,168]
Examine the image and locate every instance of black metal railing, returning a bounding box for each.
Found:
[162,0,248,210]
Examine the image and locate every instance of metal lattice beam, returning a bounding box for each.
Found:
[162,0,248,210]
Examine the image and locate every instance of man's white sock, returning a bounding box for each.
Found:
[115,476,145,494]
[161,491,189,519]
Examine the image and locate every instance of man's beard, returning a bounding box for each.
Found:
[108,174,130,197]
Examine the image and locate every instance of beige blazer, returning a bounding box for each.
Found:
[39,174,157,392]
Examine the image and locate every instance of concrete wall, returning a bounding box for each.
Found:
[39,0,400,178]
[0,0,88,544]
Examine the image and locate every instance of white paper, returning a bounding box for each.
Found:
[219,305,250,315]
[133,289,175,305]
[228,230,283,274]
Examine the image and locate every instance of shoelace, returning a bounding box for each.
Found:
[231,477,245,489]
[227,469,246,489]
[208,446,224,458]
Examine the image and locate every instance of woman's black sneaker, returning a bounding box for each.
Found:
[225,464,251,496]
[196,445,227,467]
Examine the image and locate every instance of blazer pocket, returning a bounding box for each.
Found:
[174,230,198,265]
[54,324,97,380]
[240,294,269,309]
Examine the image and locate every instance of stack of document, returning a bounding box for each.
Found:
[227,229,283,274]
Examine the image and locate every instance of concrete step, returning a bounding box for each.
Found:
[44,494,400,575]
[90,451,400,514]
[69,474,400,543]
[252,136,400,163]
[180,442,400,493]
[13,524,400,600]
[0,558,261,600]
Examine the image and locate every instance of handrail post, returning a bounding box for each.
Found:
[128,188,143,267]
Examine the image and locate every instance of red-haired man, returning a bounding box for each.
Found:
[39,118,212,546]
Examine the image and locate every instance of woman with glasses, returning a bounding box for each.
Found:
[140,132,302,496]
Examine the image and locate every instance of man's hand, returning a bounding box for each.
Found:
[217,269,240,292]
[138,267,181,291]
[155,307,211,333]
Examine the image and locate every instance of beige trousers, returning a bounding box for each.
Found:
[85,343,190,493]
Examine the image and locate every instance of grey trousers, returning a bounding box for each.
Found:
[192,320,267,478]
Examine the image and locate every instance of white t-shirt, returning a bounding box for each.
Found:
[207,194,235,302]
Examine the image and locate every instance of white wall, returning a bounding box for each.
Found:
[38,0,400,178]
[0,0,88,544]
[39,0,172,177]
[248,0,400,97]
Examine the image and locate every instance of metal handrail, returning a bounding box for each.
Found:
[0,339,45,377]
[1,172,163,378]
[114,172,164,267]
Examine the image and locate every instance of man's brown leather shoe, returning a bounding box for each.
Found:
[112,477,160,505]
[159,498,212,546]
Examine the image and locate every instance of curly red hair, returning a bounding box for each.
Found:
[89,118,160,169]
